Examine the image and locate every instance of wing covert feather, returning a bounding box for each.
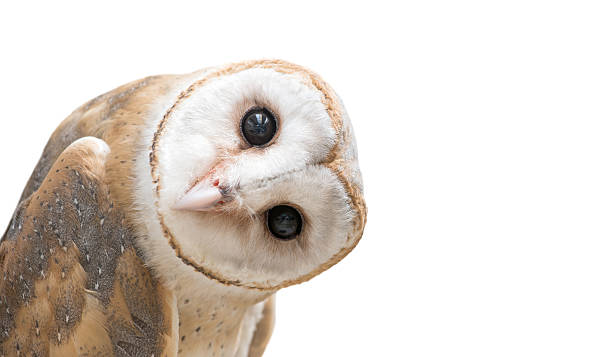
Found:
[0,137,175,357]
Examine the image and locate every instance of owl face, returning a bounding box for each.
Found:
[142,60,365,290]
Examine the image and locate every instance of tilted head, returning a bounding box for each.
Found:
[137,60,366,293]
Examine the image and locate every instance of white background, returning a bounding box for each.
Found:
[1,1,611,356]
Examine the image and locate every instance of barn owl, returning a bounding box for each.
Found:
[0,59,366,357]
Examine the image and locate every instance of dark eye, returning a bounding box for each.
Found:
[240,108,278,146]
[267,205,303,240]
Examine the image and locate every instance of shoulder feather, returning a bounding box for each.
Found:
[0,137,176,357]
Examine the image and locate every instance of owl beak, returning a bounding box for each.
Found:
[172,183,223,211]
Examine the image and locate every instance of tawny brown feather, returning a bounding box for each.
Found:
[0,139,174,356]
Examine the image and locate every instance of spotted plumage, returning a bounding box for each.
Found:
[0,60,366,356]
[0,138,174,356]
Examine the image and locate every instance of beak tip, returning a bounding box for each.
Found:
[172,186,223,212]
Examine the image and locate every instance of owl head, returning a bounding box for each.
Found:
[137,60,366,293]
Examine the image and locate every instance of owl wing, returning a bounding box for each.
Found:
[0,137,176,357]
[247,296,275,357]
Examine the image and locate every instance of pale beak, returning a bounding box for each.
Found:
[173,183,223,211]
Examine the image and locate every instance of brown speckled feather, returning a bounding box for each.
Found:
[0,138,174,356]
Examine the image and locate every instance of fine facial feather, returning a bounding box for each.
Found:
[1,59,366,357]
[142,61,364,290]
